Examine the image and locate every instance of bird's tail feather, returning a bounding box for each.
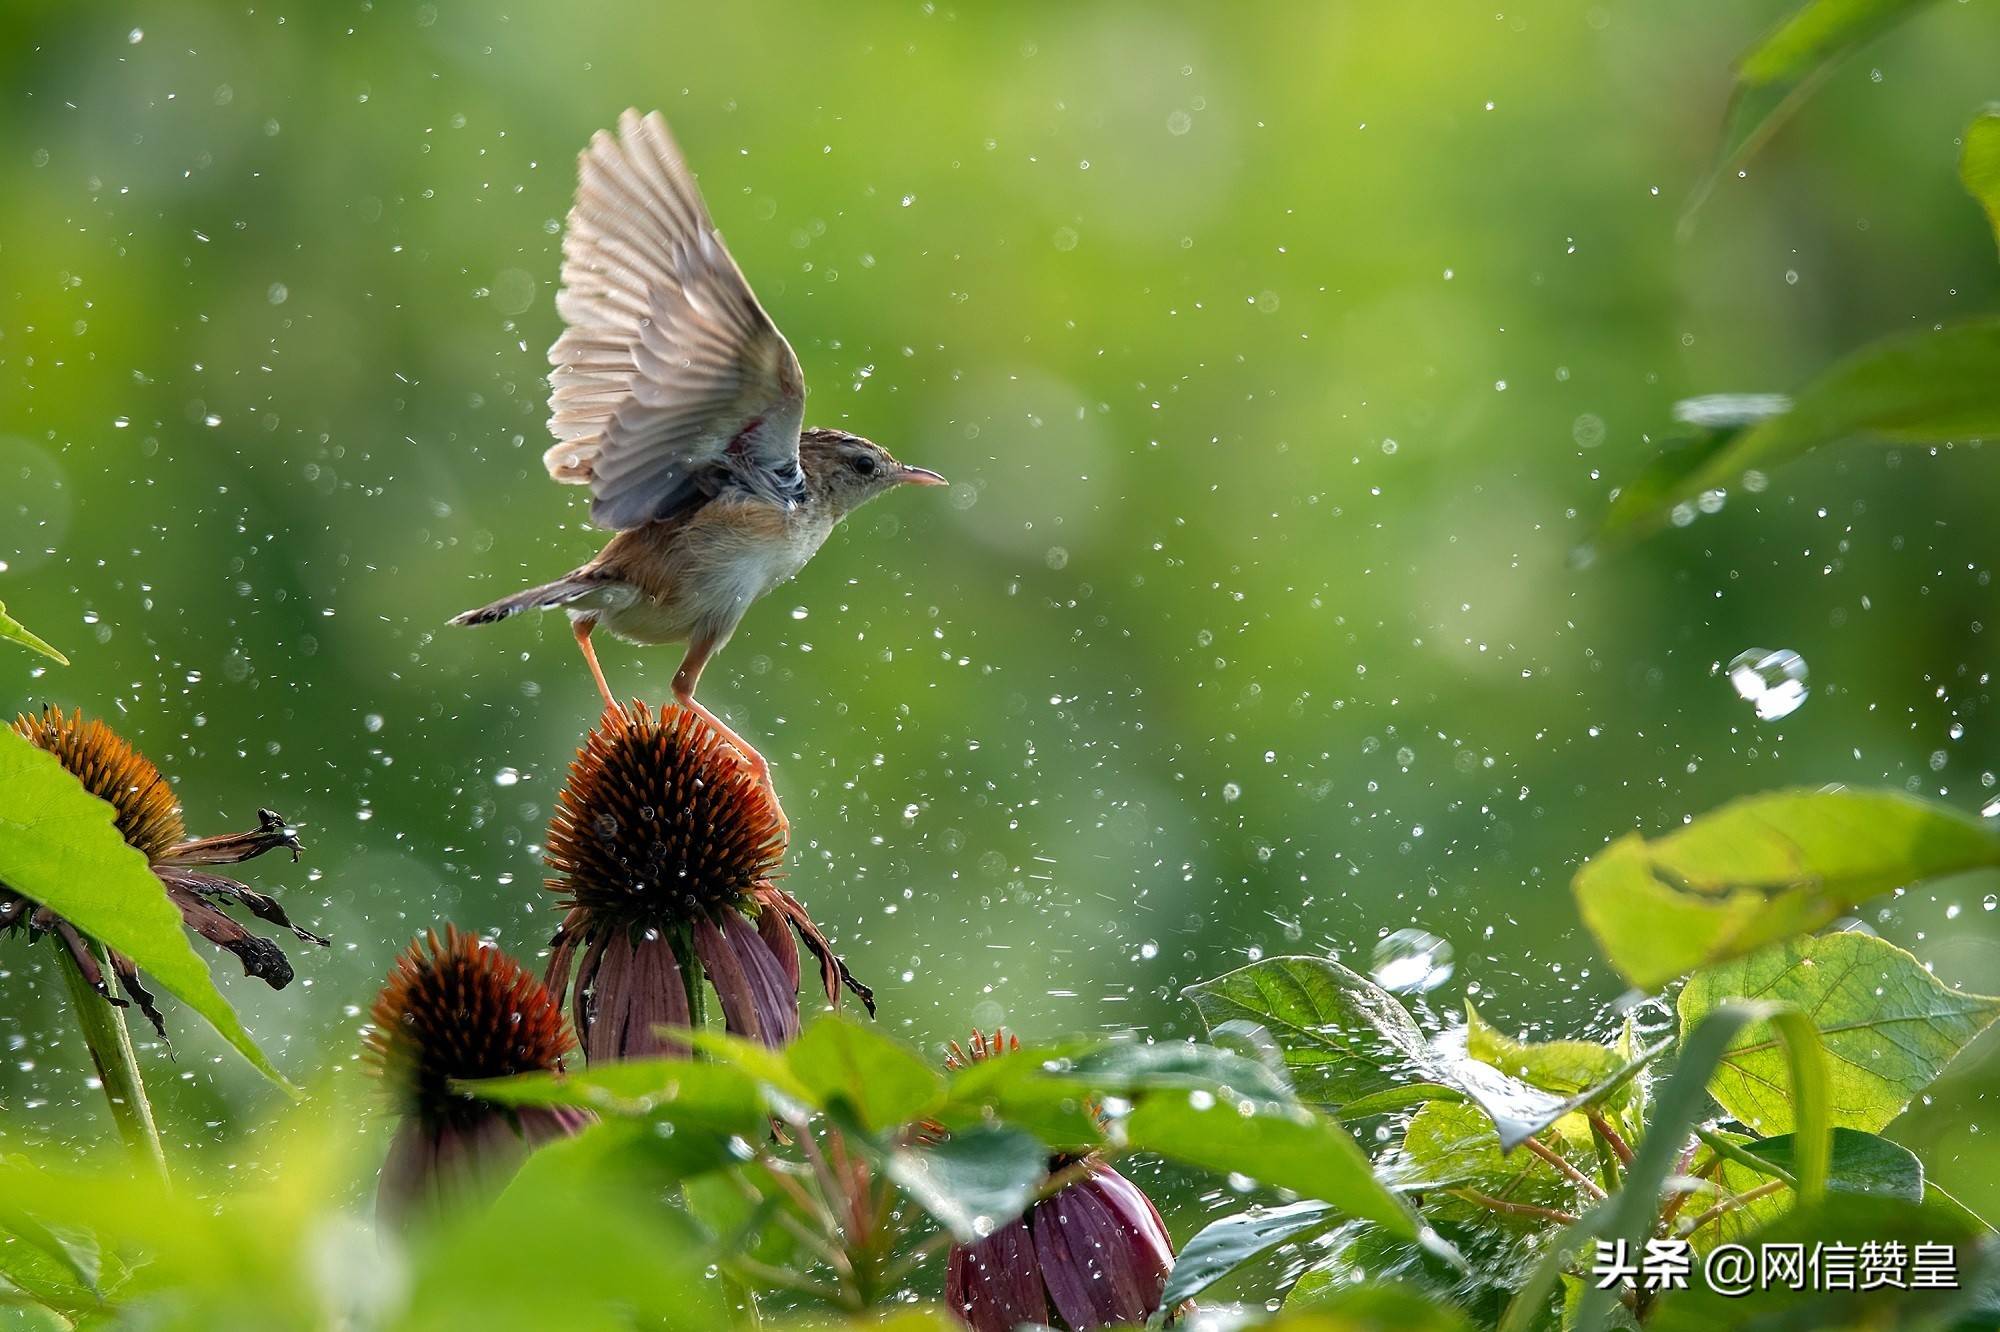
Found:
[449,577,599,627]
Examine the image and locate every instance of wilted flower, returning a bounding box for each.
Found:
[541,703,870,1061]
[0,707,325,1036]
[364,926,589,1225]
[942,1030,1182,1332]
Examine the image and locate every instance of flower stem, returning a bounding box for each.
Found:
[53,940,167,1179]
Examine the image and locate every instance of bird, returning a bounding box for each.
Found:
[450,109,945,828]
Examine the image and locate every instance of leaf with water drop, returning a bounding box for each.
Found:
[1679,931,2000,1134]
[1595,320,2000,549]
[1183,956,1442,1108]
[1123,1093,1421,1240]
[1573,786,2000,989]
[884,1125,1049,1242]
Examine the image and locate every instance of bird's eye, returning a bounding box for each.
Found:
[851,454,878,477]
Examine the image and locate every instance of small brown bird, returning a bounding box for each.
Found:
[451,110,944,824]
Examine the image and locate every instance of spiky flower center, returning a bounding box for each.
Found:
[544,704,785,933]
[365,927,573,1124]
[13,707,185,861]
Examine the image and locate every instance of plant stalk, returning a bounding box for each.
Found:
[53,939,167,1179]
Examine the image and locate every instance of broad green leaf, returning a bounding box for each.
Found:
[1272,1279,1476,1331]
[1597,321,2000,547]
[0,729,289,1088]
[883,1125,1047,1242]
[0,602,66,666]
[457,1057,767,1135]
[1184,956,1438,1106]
[1397,1100,1596,1227]
[785,1013,945,1135]
[687,1027,820,1108]
[934,1037,1293,1150]
[1685,1129,1923,1253]
[1122,1094,1420,1240]
[1503,1001,1829,1332]
[1482,1036,1672,1155]
[1649,1192,1992,1332]
[407,1126,723,1332]
[1289,1220,1504,1325]
[1964,105,2000,255]
[1162,1200,1337,1309]
[1334,1083,1466,1120]
[1680,931,2000,1133]
[1573,787,2000,989]
[1689,0,1942,220]
[933,1041,1105,1150]
[1464,1003,1627,1102]
[1066,1038,1295,1103]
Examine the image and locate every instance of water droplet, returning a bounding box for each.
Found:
[494,767,520,787]
[1726,647,1809,721]
[1369,928,1455,994]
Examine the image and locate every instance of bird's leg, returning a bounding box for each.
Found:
[572,616,618,714]
[673,640,788,836]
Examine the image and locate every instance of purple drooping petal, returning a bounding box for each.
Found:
[586,934,636,1064]
[570,930,610,1059]
[618,930,691,1057]
[725,912,799,1045]
[946,1217,1049,1332]
[694,917,766,1045]
[377,1107,589,1230]
[756,904,801,994]
[1030,1165,1174,1328]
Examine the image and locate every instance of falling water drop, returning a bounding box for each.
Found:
[1726,648,1809,721]
[1369,928,1455,994]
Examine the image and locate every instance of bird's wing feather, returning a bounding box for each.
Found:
[545,109,805,531]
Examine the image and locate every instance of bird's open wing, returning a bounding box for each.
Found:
[545,109,805,531]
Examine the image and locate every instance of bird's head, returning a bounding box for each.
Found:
[799,427,946,517]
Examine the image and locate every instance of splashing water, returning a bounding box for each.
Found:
[1726,647,1808,721]
[1369,928,1455,994]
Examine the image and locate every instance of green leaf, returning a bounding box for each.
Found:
[1588,397,1787,552]
[1502,1001,1829,1332]
[409,1127,724,1332]
[1066,1038,1296,1103]
[1397,1100,1597,1226]
[1183,956,1439,1107]
[1273,1278,1476,1331]
[1963,105,2000,256]
[1573,787,2000,989]
[1333,1083,1467,1120]
[0,602,67,666]
[784,1013,945,1135]
[883,1126,1048,1243]
[1689,0,1942,220]
[1162,1201,1338,1309]
[0,729,290,1089]
[1465,1003,1627,1102]
[1597,322,2000,547]
[1685,1129,1923,1254]
[1122,1093,1420,1240]
[457,1057,768,1135]
[1680,931,2000,1134]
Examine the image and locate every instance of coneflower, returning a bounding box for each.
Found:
[942,1030,1183,1332]
[540,703,870,1061]
[364,926,588,1225]
[0,707,325,1036]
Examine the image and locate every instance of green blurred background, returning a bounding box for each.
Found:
[4,0,1999,1216]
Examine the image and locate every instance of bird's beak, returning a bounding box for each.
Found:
[897,465,948,487]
